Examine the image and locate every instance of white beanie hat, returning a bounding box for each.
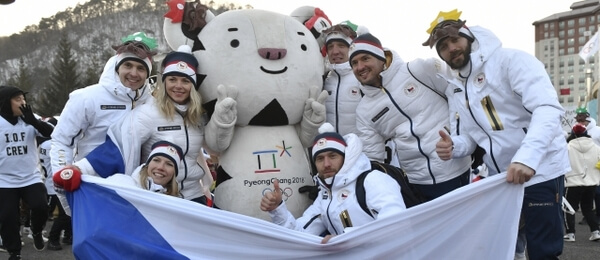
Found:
[311,123,347,161]
[146,141,184,176]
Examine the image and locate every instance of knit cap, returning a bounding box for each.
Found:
[572,123,588,136]
[161,45,199,89]
[113,32,158,78]
[311,123,347,161]
[147,141,184,176]
[348,33,385,64]
[324,21,359,48]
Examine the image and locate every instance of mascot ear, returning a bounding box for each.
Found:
[290,6,331,46]
[164,0,215,51]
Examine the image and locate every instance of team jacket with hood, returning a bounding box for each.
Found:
[356,50,471,185]
[565,136,600,187]
[50,55,151,174]
[74,100,208,200]
[324,62,362,136]
[441,26,570,186]
[267,134,406,235]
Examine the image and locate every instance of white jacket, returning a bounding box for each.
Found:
[268,134,406,235]
[50,55,151,173]
[565,137,600,187]
[586,118,600,146]
[356,50,471,185]
[443,26,570,186]
[324,62,362,136]
[76,100,208,200]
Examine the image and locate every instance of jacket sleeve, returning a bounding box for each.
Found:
[507,51,565,172]
[451,134,478,159]
[50,91,93,173]
[356,112,386,162]
[364,171,406,220]
[268,199,327,236]
[74,135,125,178]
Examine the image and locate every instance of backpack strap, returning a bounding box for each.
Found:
[355,170,374,218]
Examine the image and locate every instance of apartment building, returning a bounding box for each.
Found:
[533,0,600,110]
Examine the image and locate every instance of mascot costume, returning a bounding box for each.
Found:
[163,0,330,220]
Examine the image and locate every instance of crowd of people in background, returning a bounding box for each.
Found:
[2,6,600,260]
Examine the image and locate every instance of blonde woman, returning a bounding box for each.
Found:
[131,141,184,197]
[57,140,183,197]
[56,45,213,206]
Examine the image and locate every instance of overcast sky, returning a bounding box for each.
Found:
[0,0,574,60]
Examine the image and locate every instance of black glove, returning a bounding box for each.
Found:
[299,185,319,201]
[19,104,54,137]
[19,104,38,125]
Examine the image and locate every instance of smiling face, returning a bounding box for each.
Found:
[436,35,471,70]
[164,75,193,105]
[117,60,148,90]
[350,53,384,87]
[195,9,324,126]
[147,155,176,186]
[326,41,350,64]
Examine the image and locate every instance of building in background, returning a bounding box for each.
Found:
[533,0,600,130]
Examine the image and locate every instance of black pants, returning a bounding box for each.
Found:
[48,195,72,242]
[565,185,600,234]
[0,183,48,254]
[47,194,59,218]
[412,169,471,201]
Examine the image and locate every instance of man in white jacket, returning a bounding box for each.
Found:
[50,32,156,214]
[427,12,570,260]
[349,33,472,201]
[260,123,405,243]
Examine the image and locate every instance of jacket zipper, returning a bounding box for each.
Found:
[381,87,436,183]
[462,76,501,173]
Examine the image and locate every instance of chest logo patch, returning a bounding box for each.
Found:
[348,87,361,100]
[404,83,419,97]
[338,189,351,202]
[474,72,486,88]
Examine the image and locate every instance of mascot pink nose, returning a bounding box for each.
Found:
[258,48,287,60]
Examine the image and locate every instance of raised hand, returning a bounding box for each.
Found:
[260,179,283,212]
[19,104,38,125]
[303,86,328,124]
[212,84,238,124]
[435,130,453,160]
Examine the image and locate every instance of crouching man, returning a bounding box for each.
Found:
[260,123,406,243]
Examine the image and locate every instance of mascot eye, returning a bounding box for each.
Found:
[300,44,307,51]
[230,39,240,48]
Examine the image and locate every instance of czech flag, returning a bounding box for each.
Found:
[69,173,523,259]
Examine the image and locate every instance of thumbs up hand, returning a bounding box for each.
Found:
[260,179,283,212]
[436,130,454,161]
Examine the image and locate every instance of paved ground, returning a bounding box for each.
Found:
[4,212,600,259]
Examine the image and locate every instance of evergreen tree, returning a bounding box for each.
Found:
[37,33,81,116]
[7,58,34,92]
[82,58,101,87]
[7,58,37,106]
